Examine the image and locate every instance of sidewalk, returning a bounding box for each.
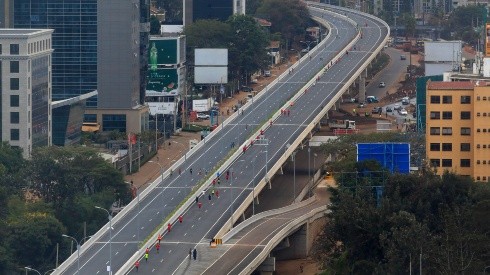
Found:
[126,55,296,190]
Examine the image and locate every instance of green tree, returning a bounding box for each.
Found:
[227,14,270,80]
[155,0,182,24]
[150,15,161,35]
[255,0,310,49]
[400,12,416,38]
[184,19,232,64]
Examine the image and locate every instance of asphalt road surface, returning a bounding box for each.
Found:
[367,47,409,99]
[57,4,388,275]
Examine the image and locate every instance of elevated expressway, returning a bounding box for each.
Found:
[54,3,388,275]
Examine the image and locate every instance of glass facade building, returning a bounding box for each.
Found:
[31,55,50,147]
[12,0,98,106]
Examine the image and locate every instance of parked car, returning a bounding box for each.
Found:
[400,55,406,60]
[378,82,386,88]
[241,86,253,92]
[358,102,366,108]
[386,106,393,112]
[371,107,382,114]
[393,104,402,111]
[366,96,379,103]
[402,96,410,105]
[398,108,408,116]
[197,113,210,120]
[264,70,271,77]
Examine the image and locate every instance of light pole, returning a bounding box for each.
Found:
[251,151,266,215]
[171,140,187,161]
[44,269,57,275]
[148,160,164,180]
[95,206,112,275]
[25,267,41,275]
[292,151,296,202]
[62,234,80,275]
[308,147,311,197]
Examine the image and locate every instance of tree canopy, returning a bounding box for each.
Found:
[0,145,129,273]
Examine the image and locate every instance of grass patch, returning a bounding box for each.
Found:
[182,124,207,132]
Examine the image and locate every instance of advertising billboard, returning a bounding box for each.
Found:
[486,23,490,57]
[194,48,228,84]
[424,41,462,62]
[147,68,178,93]
[149,39,178,65]
[192,99,213,112]
[357,143,411,174]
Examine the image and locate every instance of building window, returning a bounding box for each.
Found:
[84,114,97,123]
[442,143,452,151]
[442,159,452,167]
[430,159,440,167]
[10,61,19,73]
[10,78,19,90]
[10,95,19,107]
[430,143,440,151]
[460,96,471,104]
[484,97,487,101]
[477,176,481,181]
[442,127,452,135]
[460,143,470,151]
[460,111,471,120]
[477,96,481,101]
[460,159,471,167]
[484,161,487,164]
[477,113,481,117]
[430,95,440,104]
[442,111,452,120]
[484,176,487,181]
[102,114,127,132]
[10,129,19,141]
[477,144,481,149]
[477,128,481,133]
[477,160,481,164]
[484,145,487,149]
[461,127,471,136]
[442,95,452,104]
[484,129,488,133]
[10,44,19,55]
[430,127,441,135]
[10,112,19,124]
[484,113,488,117]
[430,111,440,119]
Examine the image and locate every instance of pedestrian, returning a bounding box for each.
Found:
[287,109,290,116]
[167,223,171,232]
[157,234,162,244]
[211,189,215,196]
[198,168,202,175]
[385,112,388,118]
[145,247,149,254]
[189,248,192,259]
[212,179,216,186]
[195,196,199,203]
[145,252,149,262]
[216,190,219,198]
[190,168,193,175]
[179,215,183,223]
[198,201,202,208]
[156,242,160,253]
[135,260,140,271]
[217,178,221,185]
[178,168,181,175]
[193,248,197,260]
[208,194,212,200]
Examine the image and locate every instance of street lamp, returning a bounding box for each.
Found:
[62,234,80,275]
[148,160,164,180]
[171,140,187,161]
[291,151,297,202]
[25,267,41,275]
[251,151,267,215]
[308,147,311,197]
[44,269,57,275]
[95,206,112,275]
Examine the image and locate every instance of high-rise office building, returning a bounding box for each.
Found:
[0,29,53,158]
[184,0,246,26]
[85,0,150,134]
[1,0,98,106]
[426,80,490,182]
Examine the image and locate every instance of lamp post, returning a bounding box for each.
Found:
[171,140,187,161]
[251,151,266,215]
[148,160,164,180]
[95,206,112,275]
[291,151,297,202]
[62,234,80,275]
[308,147,311,197]
[25,267,41,275]
[44,269,57,275]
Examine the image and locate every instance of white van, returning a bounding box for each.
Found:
[401,97,410,105]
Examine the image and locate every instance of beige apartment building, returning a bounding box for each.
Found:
[426,81,490,182]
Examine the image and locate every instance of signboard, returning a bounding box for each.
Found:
[147,68,178,92]
[487,23,490,57]
[147,102,177,115]
[194,48,228,84]
[149,39,178,65]
[357,143,410,174]
[424,41,462,62]
[192,99,212,112]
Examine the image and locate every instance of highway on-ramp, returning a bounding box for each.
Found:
[56,4,388,275]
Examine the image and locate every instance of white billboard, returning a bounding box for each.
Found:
[195,49,228,66]
[192,98,213,112]
[194,67,228,84]
[147,102,177,115]
[425,63,454,76]
[425,41,462,62]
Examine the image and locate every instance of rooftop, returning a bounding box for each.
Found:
[0,28,53,36]
[427,81,477,90]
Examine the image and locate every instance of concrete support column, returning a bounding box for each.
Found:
[257,256,275,275]
[359,76,366,102]
[364,68,368,78]
[335,100,341,110]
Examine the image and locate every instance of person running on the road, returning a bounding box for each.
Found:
[135,260,140,271]
[216,190,219,198]
[157,234,162,244]
[193,248,197,260]
[145,247,149,254]
[195,196,199,203]
[145,252,149,262]
[189,168,193,175]
[156,242,160,253]
[167,223,171,232]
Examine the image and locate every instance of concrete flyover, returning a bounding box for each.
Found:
[54,2,388,275]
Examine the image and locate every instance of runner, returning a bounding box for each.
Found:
[189,168,193,175]
[144,252,149,262]
[157,234,162,244]
[135,260,140,271]
[156,242,160,253]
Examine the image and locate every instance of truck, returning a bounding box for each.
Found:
[328,120,356,130]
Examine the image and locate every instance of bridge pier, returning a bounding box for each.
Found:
[358,75,366,102]
[257,256,275,275]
